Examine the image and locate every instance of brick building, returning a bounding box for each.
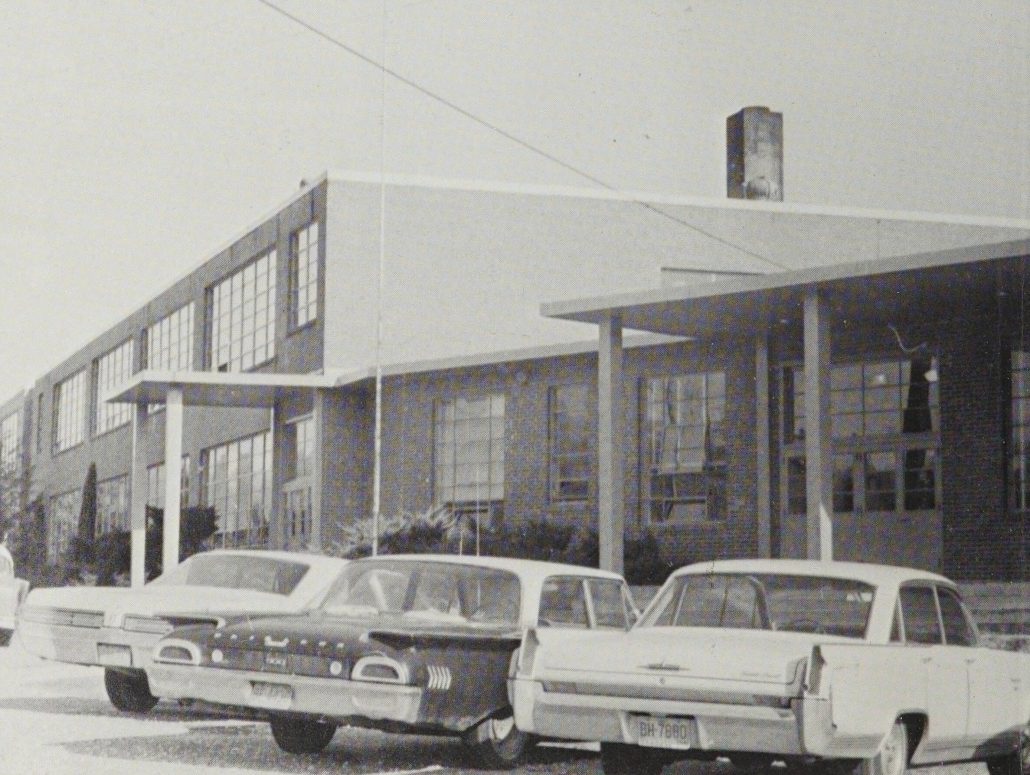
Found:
[2,169,1028,582]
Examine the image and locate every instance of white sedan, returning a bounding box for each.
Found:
[16,549,347,712]
[513,559,1030,775]
[0,544,29,646]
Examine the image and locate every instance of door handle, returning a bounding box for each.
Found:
[920,657,932,664]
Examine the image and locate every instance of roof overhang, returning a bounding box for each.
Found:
[542,238,1030,338]
[104,370,341,408]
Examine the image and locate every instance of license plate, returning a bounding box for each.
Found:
[97,643,133,668]
[249,681,293,711]
[635,716,697,749]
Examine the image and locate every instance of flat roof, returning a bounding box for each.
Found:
[104,370,340,408]
[542,238,1030,337]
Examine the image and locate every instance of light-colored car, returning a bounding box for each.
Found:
[0,544,30,646]
[151,554,637,768]
[513,559,1030,775]
[17,549,348,713]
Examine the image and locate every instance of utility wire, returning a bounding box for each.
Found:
[254,0,787,270]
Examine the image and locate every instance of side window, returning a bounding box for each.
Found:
[936,587,977,647]
[538,577,589,628]
[588,579,630,629]
[899,585,942,644]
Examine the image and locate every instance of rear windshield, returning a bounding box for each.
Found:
[150,554,309,596]
[321,559,521,626]
[641,573,874,639]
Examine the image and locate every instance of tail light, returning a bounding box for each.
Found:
[806,646,825,695]
[517,628,540,677]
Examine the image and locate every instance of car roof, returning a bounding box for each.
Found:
[349,553,625,581]
[194,549,347,569]
[673,558,953,587]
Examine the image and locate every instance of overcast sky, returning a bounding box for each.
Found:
[0,0,1027,403]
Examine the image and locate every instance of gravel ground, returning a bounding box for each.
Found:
[0,639,990,775]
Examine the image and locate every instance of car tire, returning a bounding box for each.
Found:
[855,720,908,775]
[104,668,159,714]
[269,715,336,755]
[987,727,1030,775]
[0,629,11,647]
[600,742,665,775]
[464,713,530,769]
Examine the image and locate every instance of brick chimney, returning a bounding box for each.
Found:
[727,106,783,201]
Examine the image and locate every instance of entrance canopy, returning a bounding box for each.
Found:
[105,369,341,409]
[543,238,1030,339]
[102,369,342,588]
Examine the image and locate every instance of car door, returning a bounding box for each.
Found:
[942,586,1015,752]
[899,584,968,755]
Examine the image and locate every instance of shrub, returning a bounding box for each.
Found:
[330,509,674,585]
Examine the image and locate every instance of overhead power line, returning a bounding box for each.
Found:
[254,0,787,270]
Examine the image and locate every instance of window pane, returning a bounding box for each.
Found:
[937,588,976,646]
[900,586,941,644]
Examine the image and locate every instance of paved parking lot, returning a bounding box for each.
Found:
[0,640,989,775]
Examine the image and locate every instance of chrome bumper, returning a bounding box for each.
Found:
[148,662,424,725]
[512,679,882,759]
[16,620,164,671]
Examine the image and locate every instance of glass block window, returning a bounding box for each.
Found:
[644,373,727,523]
[48,489,80,563]
[94,340,134,434]
[434,394,505,520]
[207,252,276,372]
[146,456,190,508]
[549,385,590,502]
[96,475,129,535]
[0,411,21,477]
[786,357,939,442]
[200,432,271,547]
[53,370,87,453]
[289,222,319,328]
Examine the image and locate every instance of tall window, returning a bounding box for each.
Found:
[53,370,87,453]
[644,373,727,524]
[549,385,590,502]
[145,304,194,371]
[48,489,80,563]
[35,394,44,454]
[94,340,134,434]
[783,357,940,515]
[200,432,271,547]
[146,457,190,508]
[207,252,276,372]
[0,411,21,478]
[96,475,129,535]
[283,416,315,544]
[289,222,319,328]
[0,411,21,513]
[785,358,939,441]
[434,394,505,523]
[1011,350,1030,509]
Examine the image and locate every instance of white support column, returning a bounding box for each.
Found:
[129,403,147,587]
[755,331,772,558]
[598,314,624,574]
[162,386,184,572]
[803,288,833,561]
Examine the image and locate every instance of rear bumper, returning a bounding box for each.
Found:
[512,679,882,759]
[149,662,425,726]
[17,620,101,665]
[17,621,163,672]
